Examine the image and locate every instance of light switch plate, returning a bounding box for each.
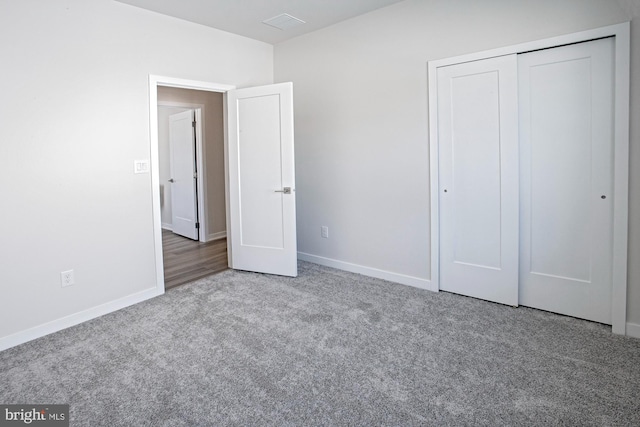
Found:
[134,160,150,174]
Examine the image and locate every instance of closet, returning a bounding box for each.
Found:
[429,25,629,330]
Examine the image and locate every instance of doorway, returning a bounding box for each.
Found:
[149,76,299,294]
[156,85,230,290]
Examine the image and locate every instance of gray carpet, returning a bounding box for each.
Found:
[1,261,639,426]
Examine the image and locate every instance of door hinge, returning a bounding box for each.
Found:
[193,172,198,179]
[192,120,196,128]
[195,222,200,229]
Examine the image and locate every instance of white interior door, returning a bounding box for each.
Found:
[226,82,297,277]
[518,38,614,324]
[437,55,520,305]
[169,109,199,240]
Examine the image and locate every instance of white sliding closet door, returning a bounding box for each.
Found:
[518,38,614,324]
[437,55,520,306]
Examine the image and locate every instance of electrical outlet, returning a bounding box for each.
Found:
[61,270,75,287]
[321,226,329,239]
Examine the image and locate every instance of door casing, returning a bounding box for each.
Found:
[149,76,235,293]
[427,22,630,335]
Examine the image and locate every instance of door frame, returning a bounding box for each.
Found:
[149,75,235,293]
[427,22,630,334]
[159,103,205,241]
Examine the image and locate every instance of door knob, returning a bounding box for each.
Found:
[275,187,292,194]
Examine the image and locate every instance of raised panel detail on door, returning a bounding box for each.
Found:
[438,55,519,306]
[451,71,502,269]
[237,94,285,249]
[519,38,614,324]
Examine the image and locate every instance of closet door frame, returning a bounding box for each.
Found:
[427,22,630,335]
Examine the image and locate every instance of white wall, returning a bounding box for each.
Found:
[0,0,272,347]
[274,0,640,329]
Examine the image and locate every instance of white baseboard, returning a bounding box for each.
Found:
[0,287,163,352]
[207,231,227,242]
[298,252,435,292]
[626,322,640,339]
[161,223,173,231]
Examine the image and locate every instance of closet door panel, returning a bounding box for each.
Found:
[438,55,519,305]
[451,71,502,268]
[518,38,614,324]
[529,57,593,280]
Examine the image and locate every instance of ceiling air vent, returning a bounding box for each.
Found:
[262,13,306,30]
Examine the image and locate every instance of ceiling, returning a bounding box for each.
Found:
[114,0,406,44]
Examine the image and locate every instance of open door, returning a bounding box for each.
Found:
[226,82,297,277]
[169,109,199,240]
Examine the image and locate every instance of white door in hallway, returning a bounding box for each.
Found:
[226,82,297,277]
[169,109,199,241]
[437,55,520,306]
[518,38,614,324]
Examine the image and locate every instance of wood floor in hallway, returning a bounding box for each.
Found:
[162,229,228,290]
